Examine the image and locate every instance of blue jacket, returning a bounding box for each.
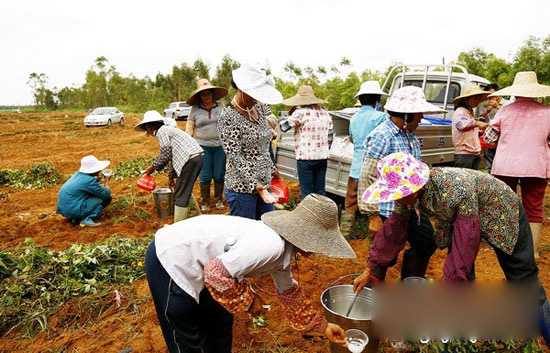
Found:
[56,172,111,219]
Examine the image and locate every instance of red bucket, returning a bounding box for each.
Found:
[479,135,496,149]
[271,176,290,204]
[137,175,156,192]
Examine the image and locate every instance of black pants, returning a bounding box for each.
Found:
[484,148,496,173]
[174,155,203,207]
[144,239,233,353]
[454,154,481,170]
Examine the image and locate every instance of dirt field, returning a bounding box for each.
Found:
[0,112,549,352]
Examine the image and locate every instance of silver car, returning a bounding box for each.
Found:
[164,102,191,120]
[84,107,124,127]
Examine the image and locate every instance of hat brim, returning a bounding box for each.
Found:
[384,100,447,114]
[354,91,390,99]
[261,210,356,258]
[242,85,283,105]
[281,95,328,107]
[361,163,430,204]
[452,92,491,104]
[186,87,229,106]
[489,84,550,98]
[134,117,165,131]
[80,160,110,174]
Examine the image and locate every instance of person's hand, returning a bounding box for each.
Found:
[256,185,276,204]
[272,169,280,180]
[247,294,267,317]
[368,215,383,235]
[353,267,372,294]
[169,178,175,190]
[325,323,347,347]
[144,166,155,176]
[476,121,489,131]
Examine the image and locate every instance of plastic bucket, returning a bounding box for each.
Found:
[321,285,379,353]
[152,188,174,218]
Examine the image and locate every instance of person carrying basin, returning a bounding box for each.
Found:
[145,194,353,352]
[353,152,550,346]
[340,80,389,237]
[357,86,443,284]
[56,155,112,227]
[185,79,229,212]
[136,110,203,222]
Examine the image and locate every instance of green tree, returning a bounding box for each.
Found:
[212,54,240,102]
[193,59,210,80]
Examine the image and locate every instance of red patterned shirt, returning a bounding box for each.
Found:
[287,105,333,160]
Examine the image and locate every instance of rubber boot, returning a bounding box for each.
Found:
[400,252,430,280]
[200,183,211,212]
[188,195,202,217]
[530,222,543,259]
[214,182,225,209]
[80,216,101,227]
[174,206,189,223]
[339,210,356,238]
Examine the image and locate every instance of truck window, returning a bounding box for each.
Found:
[397,79,460,104]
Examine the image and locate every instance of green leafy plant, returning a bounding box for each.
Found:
[0,163,64,189]
[113,158,157,180]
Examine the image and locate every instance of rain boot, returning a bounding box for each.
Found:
[174,206,189,223]
[400,252,430,280]
[188,195,202,217]
[80,216,101,227]
[214,182,225,209]
[340,210,355,238]
[530,222,543,259]
[200,183,211,212]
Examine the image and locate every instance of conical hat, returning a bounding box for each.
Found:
[186,79,228,106]
[490,71,550,98]
[282,85,328,107]
[452,84,491,105]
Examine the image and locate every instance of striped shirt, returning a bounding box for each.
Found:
[153,125,203,178]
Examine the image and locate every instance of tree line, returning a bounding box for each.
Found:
[27,35,550,113]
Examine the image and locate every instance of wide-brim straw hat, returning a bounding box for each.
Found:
[282,85,328,106]
[452,84,491,104]
[232,63,283,104]
[134,110,165,131]
[489,71,550,98]
[362,152,430,204]
[384,86,446,114]
[261,194,356,258]
[80,155,110,174]
[186,79,228,106]
[355,80,389,99]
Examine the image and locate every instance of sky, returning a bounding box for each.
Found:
[1,0,549,105]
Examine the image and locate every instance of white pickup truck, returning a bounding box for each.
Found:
[274,64,490,198]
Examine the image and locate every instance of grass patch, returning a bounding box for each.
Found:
[108,193,151,221]
[0,163,64,189]
[113,158,157,180]
[0,235,151,338]
[402,339,542,352]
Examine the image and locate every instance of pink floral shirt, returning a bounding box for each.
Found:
[287,105,333,160]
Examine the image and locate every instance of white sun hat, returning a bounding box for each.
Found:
[384,86,447,114]
[80,155,110,174]
[232,63,283,104]
[355,80,389,99]
[134,110,166,131]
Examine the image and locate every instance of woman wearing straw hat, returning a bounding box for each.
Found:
[340,81,389,237]
[218,63,283,220]
[282,85,333,199]
[357,86,444,283]
[353,152,550,345]
[484,71,550,259]
[56,155,112,226]
[185,79,229,212]
[136,110,204,222]
[451,84,490,170]
[145,194,353,352]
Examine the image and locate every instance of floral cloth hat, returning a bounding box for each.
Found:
[362,152,430,204]
[384,86,446,114]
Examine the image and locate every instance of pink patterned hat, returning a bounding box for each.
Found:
[384,86,446,114]
[362,152,430,204]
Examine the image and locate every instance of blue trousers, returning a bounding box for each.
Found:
[224,188,274,220]
[296,159,327,199]
[145,239,233,353]
[199,145,226,184]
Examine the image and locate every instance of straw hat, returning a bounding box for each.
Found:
[134,110,165,131]
[186,79,228,106]
[355,80,389,99]
[79,155,110,174]
[232,63,283,104]
[362,152,430,204]
[384,86,446,114]
[282,85,328,106]
[489,71,550,98]
[261,194,356,258]
[452,84,491,105]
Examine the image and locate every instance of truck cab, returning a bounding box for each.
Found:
[275,64,491,198]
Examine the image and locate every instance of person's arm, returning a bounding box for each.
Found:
[84,176,111,200]
[151,128,172,172]
[454,114,477,131]
[484,111,502,144]
[358,157,381,216]
[286,109,302,128]
[442,214,481,281]
[185,106,197,136]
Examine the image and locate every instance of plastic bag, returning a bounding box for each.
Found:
[329,136,354,159]
[271,176,290,204]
